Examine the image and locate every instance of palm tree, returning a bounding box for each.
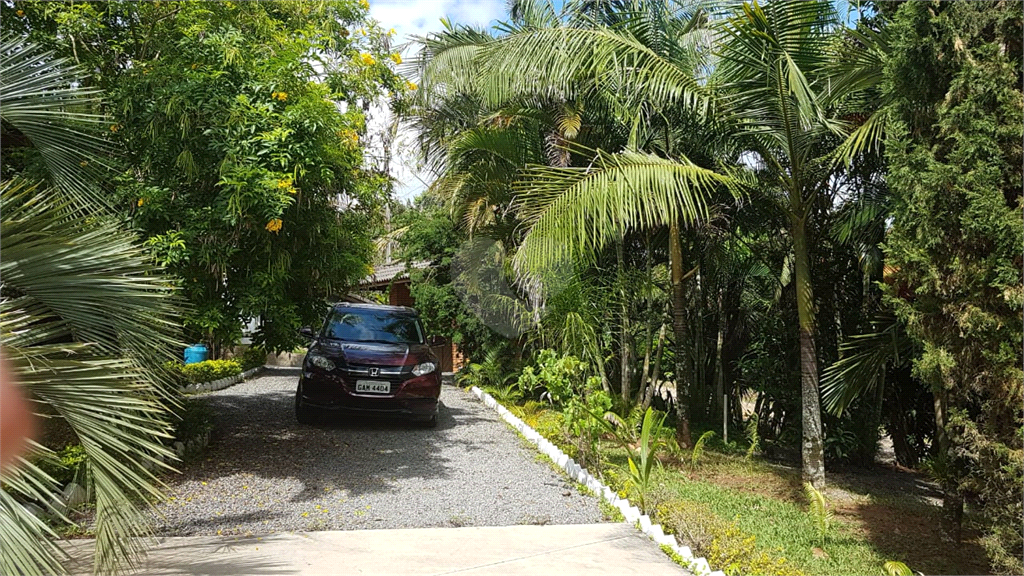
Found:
[1,35,182,575]
[417,0,881,485]
[413,0,738,446]
[715,0,863,487]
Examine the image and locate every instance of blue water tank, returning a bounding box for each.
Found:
[184,344,208,364]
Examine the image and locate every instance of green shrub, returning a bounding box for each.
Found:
[240,345,267,371]
[34,444,88,488]
[655,500,805,576]
[162,360,187,386]
[163,359,242,385]
[172,398,214,446]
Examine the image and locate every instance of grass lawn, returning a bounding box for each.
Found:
[508,402,991,575]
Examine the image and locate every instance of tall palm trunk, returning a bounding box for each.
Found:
[617,238,632,407]
[670,219,692,448]
[792,213,825,487]
[714,288,726,439]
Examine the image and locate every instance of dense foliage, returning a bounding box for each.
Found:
[4,0,403,353]
[400,1,1022,572]
[881,1,1023,570]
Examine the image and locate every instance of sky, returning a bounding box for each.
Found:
[366,0,509,202]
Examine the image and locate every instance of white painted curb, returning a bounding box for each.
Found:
[469,386,719,576]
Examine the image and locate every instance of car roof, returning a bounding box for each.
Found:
[331,302,419,316]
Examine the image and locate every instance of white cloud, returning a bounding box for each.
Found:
[370,0,505,44]
[364,0,507,202]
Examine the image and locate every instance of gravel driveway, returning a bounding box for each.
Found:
[152,370,603,536]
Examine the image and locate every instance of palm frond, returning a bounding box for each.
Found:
[1,179,181,575]
[821,312,913,416]
[512,149,735,274]
[0,34,115,210]
[475,26,709,113]
[691,430,715,470]
[804,481,832,546]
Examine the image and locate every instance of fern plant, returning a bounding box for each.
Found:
[804,482,832,548]
[690,430,715,470]
[745,413,760,460]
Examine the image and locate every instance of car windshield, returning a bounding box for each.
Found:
[321,308,424,344]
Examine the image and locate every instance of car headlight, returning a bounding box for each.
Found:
[411,362,436,377]
[308,354,335,371]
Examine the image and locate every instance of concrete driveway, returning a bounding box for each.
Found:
[65,523,687,575]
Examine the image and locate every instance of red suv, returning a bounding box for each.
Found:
[295,303,441,428]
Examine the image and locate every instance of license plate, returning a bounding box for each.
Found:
[355,380,391,394]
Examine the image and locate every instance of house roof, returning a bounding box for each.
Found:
[359,260,430,287]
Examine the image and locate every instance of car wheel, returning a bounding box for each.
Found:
[295,385,316,425]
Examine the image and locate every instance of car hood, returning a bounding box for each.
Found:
[313,339,433,367]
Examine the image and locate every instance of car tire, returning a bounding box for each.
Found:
[295,385,316,425]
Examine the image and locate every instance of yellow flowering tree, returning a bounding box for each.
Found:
[7,0,404,353]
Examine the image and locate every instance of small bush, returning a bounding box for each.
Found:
[34,444,88,488]
[240,345,267,371]
[163,359,242,385]
[656,500,804,576]
[172,398,215,445]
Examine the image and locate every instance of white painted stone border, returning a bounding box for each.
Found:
[470,386,724,576]
[181,366,264,395]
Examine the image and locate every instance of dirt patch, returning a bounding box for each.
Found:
[834,499,990,575]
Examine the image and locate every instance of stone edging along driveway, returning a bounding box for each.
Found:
[470,385,725,576]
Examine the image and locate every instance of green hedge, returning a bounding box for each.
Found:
[239,345,266,371]
[164,359,242,386]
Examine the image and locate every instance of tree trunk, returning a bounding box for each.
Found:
[639,323,667,410]
[714,289,725,438]
[933,388,963,542]
[670,219,692,449]
[792,213,825,488]
[617,238,632,407]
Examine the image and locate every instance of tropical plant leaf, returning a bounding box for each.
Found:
[512,149,735,275]
[804,481,832,547]
[690,430,715,470]
[1,178,181,575]
[821,312,914,416]
[0,34,115,210]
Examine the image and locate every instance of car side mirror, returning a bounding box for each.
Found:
[299,326,316,340]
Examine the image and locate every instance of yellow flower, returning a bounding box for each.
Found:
[137,198,145,207]
[110,124,119,133]
[191,63,198,70]
[79,161,88,167]
[341,130,359,145]
[271,91,288,101]
[405,80,418,91]
[360,53,375,66]
[357,27,366,36]
[16,9,25,17]
[388,28,396,36]
[265,219,283,233]
[276,178,297,194]
[358,0,369,9]
[389,53,402,65]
